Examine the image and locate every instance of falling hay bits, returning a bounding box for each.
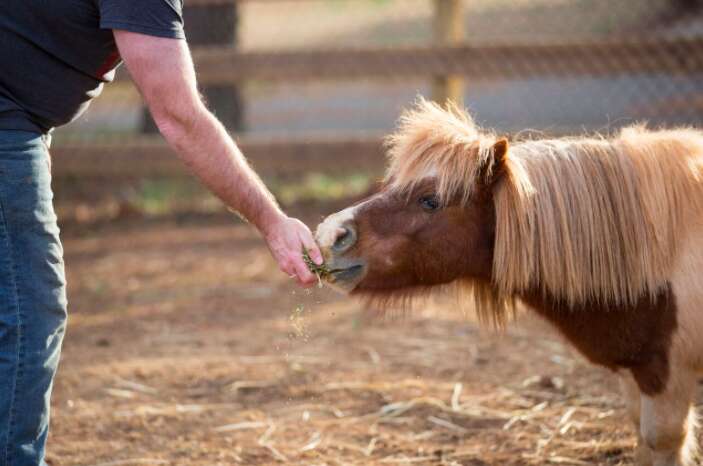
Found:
[289,305,309,340]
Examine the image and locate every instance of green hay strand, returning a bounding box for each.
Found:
[303,249,331,283]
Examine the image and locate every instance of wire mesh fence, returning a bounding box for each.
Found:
[53,0,703,178]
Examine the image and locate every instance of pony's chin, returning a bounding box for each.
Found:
[324,264,366,294]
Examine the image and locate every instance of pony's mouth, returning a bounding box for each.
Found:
[329,264,364,281]
[324,261,366,292]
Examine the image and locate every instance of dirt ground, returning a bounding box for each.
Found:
[47,212,646,466]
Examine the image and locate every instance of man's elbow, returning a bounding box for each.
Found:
[149,97,205,144]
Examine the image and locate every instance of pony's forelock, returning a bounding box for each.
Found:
[385,97,497,205]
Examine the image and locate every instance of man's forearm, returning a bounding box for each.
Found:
[159,104,282,234]
[114,30,322,285]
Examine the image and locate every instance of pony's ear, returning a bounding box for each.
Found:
[481,137,510,185]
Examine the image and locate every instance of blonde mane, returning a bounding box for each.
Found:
[386,99,703,322]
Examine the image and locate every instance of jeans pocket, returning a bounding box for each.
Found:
[0,156,56,231]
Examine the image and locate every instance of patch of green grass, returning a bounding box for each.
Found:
[135,172,374,215]
[273,172,373,205]
[134,178,219,215]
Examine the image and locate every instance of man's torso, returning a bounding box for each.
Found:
[0,0,184,134]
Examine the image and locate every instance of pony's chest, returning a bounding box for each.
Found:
[519,286,677,396]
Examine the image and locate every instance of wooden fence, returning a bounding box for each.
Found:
[53,0,703,178]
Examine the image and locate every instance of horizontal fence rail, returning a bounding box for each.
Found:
[51,135,386,178]
[114,38,703,84]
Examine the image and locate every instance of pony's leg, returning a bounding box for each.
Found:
[620,374,653,466]
[639,367,699,466]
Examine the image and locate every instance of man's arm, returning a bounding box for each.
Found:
[113,30,322,286]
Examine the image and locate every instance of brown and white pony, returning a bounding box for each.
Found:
[315,99,703,466]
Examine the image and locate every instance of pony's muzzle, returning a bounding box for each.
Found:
[316,213,366,292]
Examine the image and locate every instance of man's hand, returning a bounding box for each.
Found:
[263,214,324,287]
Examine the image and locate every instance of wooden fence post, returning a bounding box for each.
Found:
[432,0,464,106]
[141,2,244,133]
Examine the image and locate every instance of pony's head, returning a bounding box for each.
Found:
[315,99,513,318]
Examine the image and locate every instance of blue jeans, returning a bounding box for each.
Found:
[0,131,67,466]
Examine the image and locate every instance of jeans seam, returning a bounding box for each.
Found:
[0,194,22,466]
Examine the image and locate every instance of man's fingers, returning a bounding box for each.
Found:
[295,223,324,265]
[275,249,315,287]
[302,239,324,265]
[292,255,317,287]
[278,258,296,277]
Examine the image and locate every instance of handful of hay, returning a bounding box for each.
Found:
[303,249,330,284]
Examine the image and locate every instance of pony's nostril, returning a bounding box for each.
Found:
[333,228,350,249]
[333,225,357,252]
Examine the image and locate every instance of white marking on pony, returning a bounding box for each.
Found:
[619,374,653,465]
[640,367,699,466]
[315,204,360,250]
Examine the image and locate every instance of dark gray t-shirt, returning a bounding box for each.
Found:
[0,0,185,134]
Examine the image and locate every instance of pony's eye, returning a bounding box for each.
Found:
[419,195,440,212]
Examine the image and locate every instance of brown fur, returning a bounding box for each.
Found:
[520,284,678,396]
